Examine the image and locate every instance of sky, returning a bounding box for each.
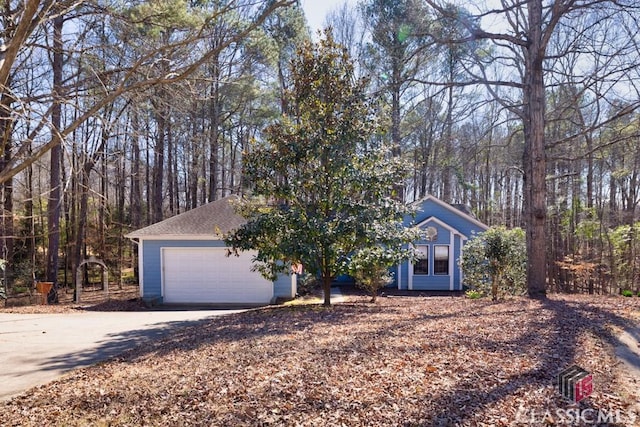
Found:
[300,0,353,34]
[299,1,507,36]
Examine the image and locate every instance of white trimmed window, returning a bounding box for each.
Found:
[433,245,449,275]
[414,245,429,275]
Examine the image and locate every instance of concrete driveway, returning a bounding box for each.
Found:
[0,309,243,401]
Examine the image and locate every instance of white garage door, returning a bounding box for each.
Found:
[162,247,273,304]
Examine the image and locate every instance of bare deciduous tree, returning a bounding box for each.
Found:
[425,0,640,297]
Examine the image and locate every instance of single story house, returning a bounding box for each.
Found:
[126,194,487,305]
[125,196,296,305]
[395,195,489,291]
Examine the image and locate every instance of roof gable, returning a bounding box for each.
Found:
[407,195,488,236]
[126,196,245,239]
[416,216,466,238]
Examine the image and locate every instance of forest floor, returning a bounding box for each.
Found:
[1,292,640,426]
[0,284,143,313]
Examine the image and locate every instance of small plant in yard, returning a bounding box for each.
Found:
[621,289,634,297]
[12,285,30,294]
[465,289,483,299]
[352,265,394,303]
[349,246,406,302]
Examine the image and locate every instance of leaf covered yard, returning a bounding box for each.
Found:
[4,295,639,426]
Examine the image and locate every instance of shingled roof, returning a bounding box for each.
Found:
[125,195,246,239]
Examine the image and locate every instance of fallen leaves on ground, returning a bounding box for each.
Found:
[3,294,640,426]
[0,285,143,313]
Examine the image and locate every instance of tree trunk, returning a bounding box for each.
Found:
[188,109,199,209]
[130,109,141,228]
[130,109,141,279]
[99,130,107,262]
[491,272,501,301]
[0,92,13,278]
[442,82,454,203]
[116,138,125,289]
[209,127,218,201]
[167,118,175,214]
[45,15,64,301]
[25,151,35,281]
[322,274,332,307]
[153,108,165,223]
[74,167,90,291]
[145,126,151,224]
[523,0,547,298]
[505,172,512,227]
[391,58,403,201]
[585,132,594,210]
[208,55,220,202]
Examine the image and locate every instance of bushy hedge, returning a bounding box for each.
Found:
[349,246,401,302]
[460,227,526,300]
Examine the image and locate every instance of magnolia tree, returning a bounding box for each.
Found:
[226,32,419,306]
[460,227,526,300]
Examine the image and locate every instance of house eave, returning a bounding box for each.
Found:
[125,234,225,241]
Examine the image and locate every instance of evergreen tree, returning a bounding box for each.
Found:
[226,31,418,306]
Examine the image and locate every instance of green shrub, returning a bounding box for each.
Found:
[121,270,138,285]
[352,265,393,302]
[12,286,29,294]
[621,289,634,297]
[349,246,404,302]
[460,227,526,300]
[465,289,483,299]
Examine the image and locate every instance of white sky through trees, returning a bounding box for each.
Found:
[301,0,355,33]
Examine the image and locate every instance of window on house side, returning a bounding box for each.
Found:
[434,245,449,275]
[414,245,429,275]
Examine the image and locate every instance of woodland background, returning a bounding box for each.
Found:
[1,0,640,296]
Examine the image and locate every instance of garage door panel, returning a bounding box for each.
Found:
[162,248,272,304]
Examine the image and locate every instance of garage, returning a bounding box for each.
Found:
[125,196,296,306]
[161,247,273,304]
